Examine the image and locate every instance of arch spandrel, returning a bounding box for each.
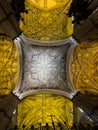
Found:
[69,42,98,95]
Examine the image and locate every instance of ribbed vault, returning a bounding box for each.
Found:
[19,0,73,42]
[0,36,19,96]
[17,93,73,129]
[70,42,98,95]
[0,0,98,129]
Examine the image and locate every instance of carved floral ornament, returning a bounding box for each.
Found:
[69,42,98,95]
[0,35,98,99]
[0,0,98,129]
[19,0,73,41]
[0,0,75,99]
[0,0,98,99]
[13,35,77,99]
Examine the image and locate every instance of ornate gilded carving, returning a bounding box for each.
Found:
[0,36,19,96]
[70,42,98,95]
[19,0,73,42]
[18,93,73,129]
[28,0,71,10]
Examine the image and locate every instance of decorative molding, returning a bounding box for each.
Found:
[13,35,77,99]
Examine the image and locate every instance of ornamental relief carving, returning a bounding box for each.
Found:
[70,42,98,95]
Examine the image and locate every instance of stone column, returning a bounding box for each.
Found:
[72,92,98,124]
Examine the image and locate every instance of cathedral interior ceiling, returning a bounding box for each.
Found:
[19,0,73,42]
[70,42,98,95]
[17,93,73,129]
[0,0,98,128]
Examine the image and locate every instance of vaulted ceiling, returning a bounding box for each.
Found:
[0,0,98,129]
